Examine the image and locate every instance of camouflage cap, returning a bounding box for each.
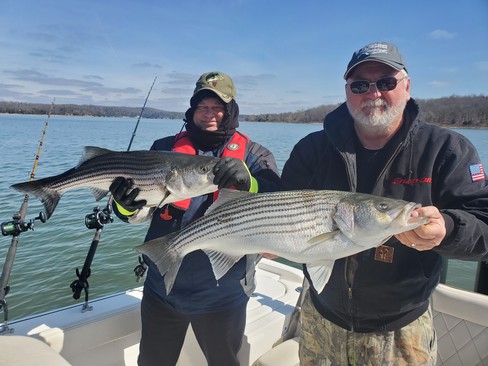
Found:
[344,42,407,80]
[191,71,236,104]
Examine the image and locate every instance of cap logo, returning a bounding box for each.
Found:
[358,43,389,57]
[205,72,225,86]
[344,42,405,80]
[227,143,239,151]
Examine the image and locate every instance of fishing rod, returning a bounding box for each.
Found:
[0,100,54,334]
[70,76,157,311]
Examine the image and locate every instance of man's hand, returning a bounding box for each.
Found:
[110,177,147,213]
[395,206,446,251]
[213,158,251,191]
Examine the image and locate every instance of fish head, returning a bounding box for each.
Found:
[163,156,219,202]
[333,193,429,247]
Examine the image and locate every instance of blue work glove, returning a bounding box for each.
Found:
[213,157,253,191]
[110,177,147,215]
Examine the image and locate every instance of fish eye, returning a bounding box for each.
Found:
[200,165,210,173]
[378,202,389,211]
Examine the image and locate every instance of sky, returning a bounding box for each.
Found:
[0,0,487,115]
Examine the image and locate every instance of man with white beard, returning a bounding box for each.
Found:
[282,42,488,365]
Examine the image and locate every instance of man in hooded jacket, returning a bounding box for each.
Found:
[281,42,488,365]
[111,71,281,366]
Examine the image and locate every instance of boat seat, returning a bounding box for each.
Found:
[432,284,488,365]
[0,335,71,366]
[252,337,299,366]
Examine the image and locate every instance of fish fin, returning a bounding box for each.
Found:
[157,191,172,207]
[379,235,393,246]
[205,189,254,215]
[78,146,112,166]
[135,232,182,295]
[90,188,110,201]
[204,249,244,280]
[307,231,340,245]
[11,180,62,219]
[306,260,335,293]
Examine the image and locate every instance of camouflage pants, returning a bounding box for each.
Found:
[299,291,437,366]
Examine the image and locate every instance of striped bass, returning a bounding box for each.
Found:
[10,146,220,219]
[136,189,430,294]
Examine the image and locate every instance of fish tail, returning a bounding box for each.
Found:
[11,180,62,219]
[135,232,182,295]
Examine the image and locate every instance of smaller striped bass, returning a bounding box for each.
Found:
[136,189,430,294]
[10,146,220,219]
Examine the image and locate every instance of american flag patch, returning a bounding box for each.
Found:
[469,163,485,182]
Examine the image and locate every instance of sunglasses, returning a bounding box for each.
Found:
[348,76,408,94]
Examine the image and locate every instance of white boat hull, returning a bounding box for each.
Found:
[1,259,487,366]
[2,259,303,366]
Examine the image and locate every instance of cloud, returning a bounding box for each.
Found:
[428,81,449,88]
[233,73,276,88]
[5,69,104,88]
[287,89,304,95]
[476,61,488,71]
[24,31,61,43]
[438,67,459,73]
[38,89,84,96]
[160,87,189,96]
[428,29,456,40]
[165,72,198,85]
[0,82,23,89]
[0,84,36,100]
[80,86,141,95]
[84,75,104,81]
[29,51,70,63]
[1,69,143,105]
[133,62,162,69]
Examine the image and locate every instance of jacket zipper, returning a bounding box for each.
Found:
[337,149,356,331]
[339,143,405,332]
[372,142,405,193]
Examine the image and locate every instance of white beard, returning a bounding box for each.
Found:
[347,98,407,133]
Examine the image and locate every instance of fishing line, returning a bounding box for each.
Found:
[70,77,157,311]
[0,99,54,333]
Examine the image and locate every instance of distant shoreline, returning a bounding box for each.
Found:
[1,95,488,128]
[2,113,488,130]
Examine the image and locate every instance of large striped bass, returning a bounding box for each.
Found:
[11,146,220,219]
[136,189,430,294]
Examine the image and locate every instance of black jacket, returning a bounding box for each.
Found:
[281,99,488,332]
[141,132,281,314]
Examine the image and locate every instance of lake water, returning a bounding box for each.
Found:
[0,114,486,320]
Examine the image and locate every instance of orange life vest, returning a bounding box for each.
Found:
[169,131,250,210]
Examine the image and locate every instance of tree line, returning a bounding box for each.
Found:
[0,101,184,120]
[245,95,488,128]
[1,95,487,128]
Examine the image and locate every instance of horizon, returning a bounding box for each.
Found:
[1,94,486,117]
[1,1,487,115]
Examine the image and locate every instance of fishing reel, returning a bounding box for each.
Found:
[1,212,46,236]
[84,205,113,230]
[134,255,148,282]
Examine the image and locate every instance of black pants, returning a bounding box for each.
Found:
[138,291,247,366]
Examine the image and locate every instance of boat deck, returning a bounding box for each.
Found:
[1,259,487,366]
[3,259,304,366]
